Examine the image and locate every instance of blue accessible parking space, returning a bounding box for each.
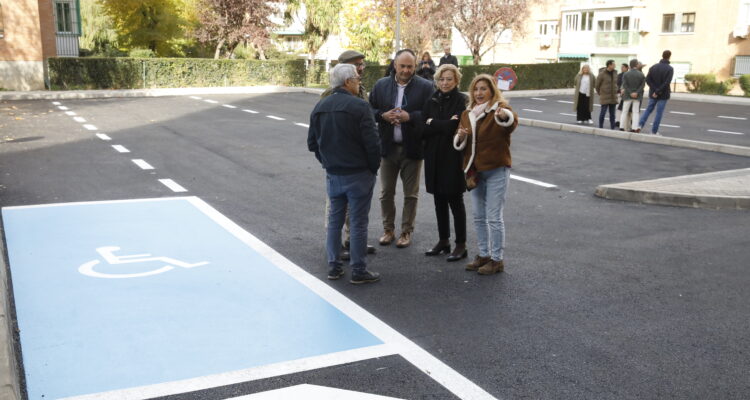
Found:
[2,197,383,399]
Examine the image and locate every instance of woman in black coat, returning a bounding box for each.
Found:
[421,64,469,261]
[417,51,436,81]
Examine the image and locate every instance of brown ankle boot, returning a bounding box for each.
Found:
[478,259,504,275]
[466,255,490,271]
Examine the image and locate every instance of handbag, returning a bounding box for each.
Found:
[465,166,477,191]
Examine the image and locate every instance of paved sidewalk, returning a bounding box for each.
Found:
[595,168,750,210]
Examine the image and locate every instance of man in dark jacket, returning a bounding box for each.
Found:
[438,46,458,67]
[369,49,434,248]
[596,59,618,129]
[639,50,674,135]
[308,63,382,284]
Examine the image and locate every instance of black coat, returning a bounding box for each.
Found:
[422,87,468,195]
[646,59,674,100]
[417,60,436,80]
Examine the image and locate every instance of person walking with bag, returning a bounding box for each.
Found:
[453,74,518,275]
[422,64,469,262]
[574,65,595,124]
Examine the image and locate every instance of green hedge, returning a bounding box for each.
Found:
[684,73,735,95]
[48,57,307,90]
[456,62,579,91]
[739,74,750,97]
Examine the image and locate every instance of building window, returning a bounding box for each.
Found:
[598,20,612,31]
[0,2,4,39]
[55,1,74,33]
[681,13,695,32]
[662,14,675,32]
[538,21,558,37]
[565,13,579,31]
[614,16,630,31]
[582,12,594,31]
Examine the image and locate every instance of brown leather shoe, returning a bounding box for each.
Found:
[466,255,491,271]
[478,259,504,275]
[395,232,411,248]
[379,230,395,246]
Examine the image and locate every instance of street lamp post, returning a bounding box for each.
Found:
[395,0,401,51]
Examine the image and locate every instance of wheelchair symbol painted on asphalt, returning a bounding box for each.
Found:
[78,246,209,279]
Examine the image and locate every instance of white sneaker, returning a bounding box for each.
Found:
[653,132,662,136]
[587,119,594,125]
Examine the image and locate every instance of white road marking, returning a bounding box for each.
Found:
[708,129,745,135]
[158,179,188,192]
[295,123,310,128]
[57,106,69,110]
[222,104,237,109]
[73,116,86,123]
[531,97,547,101]
[243,109,259,114]
[659,124,680,128]
[112,145,130,153]
[718,115,747,120]
[132,159,155,170]
[557,100,574,104]
[522,109,543,113]
[52,101,61,105]
[560,113,577,117]
[204,99,219,104]
[65,111,76,116]
[510,174,557,189]
[189,96,202,100]
[233,384,404,399]
[96,133,112,141]
[267,115,285,121]
[670,111,695,115]
[83,124,98,131]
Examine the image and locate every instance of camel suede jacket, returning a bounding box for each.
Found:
[454,102,518,172]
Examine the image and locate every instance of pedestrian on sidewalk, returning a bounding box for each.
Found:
[417,51,436,81]
[454,74,518,276]
[439,45,459,67]
[596,60,618,129]
[574,64,595,124]
[369,49,434,248]
[320,50,377,261]
[308,63,382,284]
[620,58,646,133]
[422,64,469,262]
[639,50,674,135]
[615,63,629,129]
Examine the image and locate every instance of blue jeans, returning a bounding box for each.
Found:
[639,97,668,133]
[470,167,510,261]
[327,171,376,273]
[598,103,616,129]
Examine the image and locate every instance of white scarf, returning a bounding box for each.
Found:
[470,102,488,119]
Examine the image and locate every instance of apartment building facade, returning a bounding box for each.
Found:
[0,0,80,90]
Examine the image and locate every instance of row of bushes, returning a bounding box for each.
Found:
[684,73,742,95]
[48,57,580,91]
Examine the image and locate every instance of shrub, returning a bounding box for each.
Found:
[457,62,579,91]
[739,74,750,97]
[684,73,734,95]
[129,48,156,58]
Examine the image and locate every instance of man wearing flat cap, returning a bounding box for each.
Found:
[321,50,376,260]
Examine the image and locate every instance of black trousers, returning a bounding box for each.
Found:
[434,193,466,244]
[576,92,591,121]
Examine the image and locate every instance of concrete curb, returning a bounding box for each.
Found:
[0,228,22,400]
[503,88,750,105]
[595,185,750,210]
[518,118,750,157]
[0,86,324,101]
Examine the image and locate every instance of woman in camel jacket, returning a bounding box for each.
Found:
[453,74,518,275]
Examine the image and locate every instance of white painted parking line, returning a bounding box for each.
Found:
[96,133,112,141]
[557,100,574,104]
[708,129,745,135]
[204,99,219,104]
[295,123,310,128]
[510,174,557,189]
[65,111,76,116]
[112,145,130,153]
[57,106,69,110]
[158,179,188,192]
[659,124,680,128]
[189,96,202,100]
[83,124,98,131]
[670,111,695,115]
[267,115,285,121]
[73,116,86,123]
[560,113,577,117]
[222,105,237,109]
[52,101,61,106]
[233,384,404,400]
[531,97,547,101]
[243,109,259,114]
[132,159,155,170]
[718,115,747,120]
[522,109,543,113]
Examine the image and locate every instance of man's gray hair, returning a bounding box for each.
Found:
[329,63,358,88]
[629,58,639,68]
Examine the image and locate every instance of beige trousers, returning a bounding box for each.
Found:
[379,144,423,233]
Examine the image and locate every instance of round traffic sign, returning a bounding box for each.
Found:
[493,67,518,91]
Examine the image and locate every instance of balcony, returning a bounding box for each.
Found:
[595,31,640,48]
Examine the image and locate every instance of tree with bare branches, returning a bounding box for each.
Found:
[194,0,279,59]
[452,0,535,65]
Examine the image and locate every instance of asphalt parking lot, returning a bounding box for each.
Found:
[1,93,749,399]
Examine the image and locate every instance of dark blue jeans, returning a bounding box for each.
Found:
[327,171,375,273]
[639,97,669,133]
[599,103,616,129]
